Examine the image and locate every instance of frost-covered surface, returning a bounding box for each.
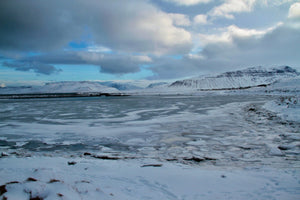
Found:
[0,94,299,199]
[2,95,299,167]
[1,67,300,199]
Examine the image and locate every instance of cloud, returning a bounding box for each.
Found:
[209,0,257,19]
[2,61,61,75]
[149,56,203,79]
[198,24,272,45]
[150,22,300,79]
[0,0,192,55]
[87,46,112,53]
[0,1,81,52]
[17,52,151,75]
[162,0,212,6]
[1,0,299,80]
[168,13,191,26]
[193,14,208,25]
[264,0,300,7]
[288,2,300,19]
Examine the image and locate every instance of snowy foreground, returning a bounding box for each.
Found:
[0,157,299,200]
[0,93,299,199]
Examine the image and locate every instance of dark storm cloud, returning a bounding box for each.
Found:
[3,61,61,75]
[0,0,82,51]
[0,0,192,76]
[0,0,192,55]
[20,52,146,75]
[96,57,143,74]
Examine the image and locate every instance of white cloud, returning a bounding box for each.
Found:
[77,52,104,63]
[198,24,268,45]
[131,55,152,62]
[85,1,193,55]
[227,25,269,38]
[209,0,257,19]
[193,14,208,24]
[87,45,112,53]
[288,2,300,19]
[168,13,191,26]
[126,11,192,55]
[151,21,300,79]
[163,0,212,6]
[264,0,299,6]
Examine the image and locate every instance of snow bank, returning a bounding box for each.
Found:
[264,96,300,122]
[264,78,300,95]
[0,157,299,200]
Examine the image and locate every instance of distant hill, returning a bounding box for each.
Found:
[169,66,299,90]
[0,81,119,94]
[1,66,299,95]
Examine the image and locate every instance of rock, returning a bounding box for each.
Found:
[92,155,120,160]
[29,196,43,200]
[67,161,77,165]
[278,143,299,150]
[203,157,217,160]
[278,145,290,150]
[183,156,205,162]
[141,164,163,167]
[48,179,61,183]
[0,184,7,195]
[166,158,178,161]
[1,152,9,157]
[57,193,63,197]
[6,181,19,185]
[248,107,256,112]
[26,177,38,182]
[238,146,252,150]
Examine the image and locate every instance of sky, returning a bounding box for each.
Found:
[0,0,300,86]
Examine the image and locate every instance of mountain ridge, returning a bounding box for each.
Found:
[1,66,299,94]
[169,66,299,90]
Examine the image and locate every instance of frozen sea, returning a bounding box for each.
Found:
[0,94,299,199]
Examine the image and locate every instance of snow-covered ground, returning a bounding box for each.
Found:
[0,66,299,199]
[264,96,300,122]
[0,157,299,200]
[0,93,299,199]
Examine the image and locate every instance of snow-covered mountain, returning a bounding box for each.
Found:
[169,66,299,90]
[1,66,299,95]
[0,81,120,94]
[99,81,142,91]
[146,82,169,89]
